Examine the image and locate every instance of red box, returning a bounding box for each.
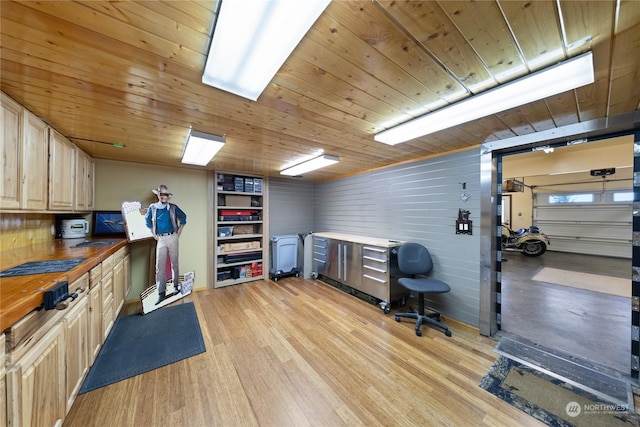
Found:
[220,210,255,216]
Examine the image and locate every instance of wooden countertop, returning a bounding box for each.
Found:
[312,232,405,248]
[0,238,128,331]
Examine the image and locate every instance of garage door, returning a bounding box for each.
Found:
[534,190,632,258]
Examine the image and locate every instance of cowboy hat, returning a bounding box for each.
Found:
[152,184,173,196]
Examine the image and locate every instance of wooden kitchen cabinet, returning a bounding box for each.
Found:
[88,266,103,365]
[22,111,49,210]
[1,92,22,209]
[113,255,125,315]
[63,274,90,414]
[2,242,129,426]
[6,323,66,427]
[48,128,76,211]
[116,247,131,309]
[102,274,115,341]
[1,92,48,211]
[75,147,95,211]
[124,249,131,298]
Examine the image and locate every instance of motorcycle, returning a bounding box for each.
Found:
[501,224,550,257]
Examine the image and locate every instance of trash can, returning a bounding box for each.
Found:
[270,234,299,281]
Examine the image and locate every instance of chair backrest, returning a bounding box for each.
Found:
[397,243,434,276]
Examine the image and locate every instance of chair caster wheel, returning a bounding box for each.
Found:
[415,329,422,337]
[445,330,452,337]
[395,316,400,322]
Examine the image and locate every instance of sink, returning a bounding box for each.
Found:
[0,258,87,278]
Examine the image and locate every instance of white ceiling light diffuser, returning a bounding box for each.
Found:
[181,130,225,166]
[202,0,331,101]
[280,154,339,176]
[375,51,595,145]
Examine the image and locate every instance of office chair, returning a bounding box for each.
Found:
[395,243,452,337]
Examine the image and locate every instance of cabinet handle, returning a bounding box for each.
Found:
[363,274,386,284]
[343,244,347,281]
[338,244,342,278]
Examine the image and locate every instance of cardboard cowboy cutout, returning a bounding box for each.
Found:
[122,185,192,314]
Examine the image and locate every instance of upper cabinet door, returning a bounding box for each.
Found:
[0,93,23,209]
[75,148,95,212]
[86,155,95,211]
[22,110,48,210]
[0,93,49,211]
[48,129,76,211]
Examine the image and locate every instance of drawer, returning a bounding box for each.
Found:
[71,272,89,293]
[313,238,328,261]
[101,254,114,273]
[362,245,388,264]
[115,246,127,261]
[89,264,102,287]
[361,274,388,301]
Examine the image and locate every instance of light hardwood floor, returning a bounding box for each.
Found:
[64,278,545,427]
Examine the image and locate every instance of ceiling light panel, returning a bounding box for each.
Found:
[375,51,595,145]
[182,130,225,166]
[202,0,331,101]
[280,154,339,176]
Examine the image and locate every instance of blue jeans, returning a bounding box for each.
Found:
[155,233,179,293]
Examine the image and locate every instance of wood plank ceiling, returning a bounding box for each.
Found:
[1,1,639,181]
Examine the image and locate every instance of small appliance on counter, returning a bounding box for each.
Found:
[61,219,89,239]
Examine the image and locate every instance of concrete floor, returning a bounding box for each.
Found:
[500,250,632,376]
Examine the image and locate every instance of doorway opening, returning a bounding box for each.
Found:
[480,131,639,383]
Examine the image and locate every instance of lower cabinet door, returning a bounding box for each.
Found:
[88,284,103,364]
[64,296,89,414]
[6,323,66,427]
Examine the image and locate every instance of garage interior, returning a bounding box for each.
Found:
[499,135,633,378]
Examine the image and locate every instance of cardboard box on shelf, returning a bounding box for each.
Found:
[225,195,252,207]
[233,224,254,235]
[220,241,261,252]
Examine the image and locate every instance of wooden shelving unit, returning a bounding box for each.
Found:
[211,171,268,288]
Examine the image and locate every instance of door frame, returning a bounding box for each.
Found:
[478,114,640,378]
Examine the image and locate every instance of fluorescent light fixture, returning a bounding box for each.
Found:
[375,51,595,145]
[280,154,339,176]
[202,0,330,101]
[181,130,225,166]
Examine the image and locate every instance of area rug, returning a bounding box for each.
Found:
[79,301,206,394]
[479,356,640,427]
[532,267,629,298]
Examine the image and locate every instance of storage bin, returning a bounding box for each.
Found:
[218,226,233,237]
